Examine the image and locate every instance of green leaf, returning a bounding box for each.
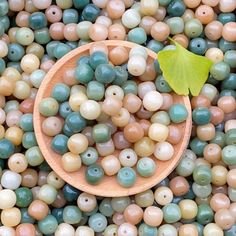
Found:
[157,40,213,96]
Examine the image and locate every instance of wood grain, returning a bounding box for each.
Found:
[33,40,192,197]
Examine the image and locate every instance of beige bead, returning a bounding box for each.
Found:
[1,207,21,227]
[0,190,16,209]
[205,48,224,63]
[101,155,121,176]
[0,40,8,57]
[148,123,169,142]
[69,92,88,112]
[154,142,174,161]
[67,134,88,155]
[80,100,101,120]
[61,152,81,172]
[21,54,40,74]
[75,226,94,236]
[203,223,223,236]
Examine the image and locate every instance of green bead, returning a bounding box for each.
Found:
[85,164,104,185]
[92,124,111,143]
[16,27,34,46]
[127,27,147,45]
[63,9,79,24]
[159,0,172,6]
[112,66,128,86]
[65,112,87,133]
[189,38,207,55]
[81,147,98,166]
[51,83,70,102]
[4,100,20,113]
[111,196,131,213]
[193,165,212,186]
[184,19,203,38]
[210,61,230,81]
[73,0,89,9]
[117,167,136,188]
[0,16,9,31]
[162,203,181,223]
[39,97,59,117]
[137,157,156,177]
[218,13,236,25]
[88,213,107,233]
[63,205,82,224]
[190,138,207,156]
[176,157,195,177]
[220,89,236,99]
[75,63,94,84]
[20,208,35,224]
[15,187,33,208]
[183,186,195,199]
[89,51,108,70]
[225,129,236,145]
[0,21,4,37]
[219,38,236,53]
[20,114,33,132]
[0,1,8,17]
[0,139,14,159]
[0,58,5,74]
[81,4,100,22]
[46,41,59,58]
[34,28,51,45]
[86,80,105,101]
[168,104,188,123]
[147,40,164,53]
[210,131,225,148]
[224,51,236,68]
[53,43,71,59]
[151,111,170,125]
[95,64,115,84]
[222,145,236,165]
[167,0,186,17]
[38,215,58,235]
[7,43,25,62]
[62,184,80,202]
[52,208,64,224]
[192,107,211,125]
[122,80,138,95]
[155,75,172,93]
[138,223,157,236]
[192,183,212,198]
[221,73,236,90]
[197,204,214,225]
[39,161,52,172]
[166,17,184,35]
[22,132,37,149]
[104,224,118,236]
[224,224,236,236]
[207,75,220,86]
[30,69,46,89]
[51,134,69,155]
[25,146,44,166]
[99,198,114,217]
[29,12,47,30]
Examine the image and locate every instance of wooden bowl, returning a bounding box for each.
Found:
[34,40,192,197]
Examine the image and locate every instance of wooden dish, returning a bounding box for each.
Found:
[34,40,192,197]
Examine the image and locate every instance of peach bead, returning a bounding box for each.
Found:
[169,176,190,196]
[139,119,151,136]
[182,9,195,22]
[25,0,38,13]
[225,119,236,132]
[124,122,144,143]
[179,224,198,236]
[64,23,79,41]
[124,204,143,225]
[195,5,214,24]
[90,42,108,56]
[9,0,25,11]
[139,61,156,82]
[153,6,166,21]
[143,206,163,227]
[172,34,189,48]
[111,108,130,127]
[151,22,170,42]
[205,21,223,40]
[209,106,224,125]
[203,143,221,164]
[15,11,30,27]
[45,5,62,23]
[196,123,215,141]
[109,46,129,65]
[219,0,236,13]
[217,96,236,114]
[108,24,126,40]
[102,96,122,116]
[95,16,112,28]
[160,93,173,110]
[40,60,55,72]
[92,0,108,8]
[167,125,182,145]
[214,209,234,230]
[1,207,21,227]
[89,23,108,41]
[106,0,125,19]
[183,0,201,8]
[205,48,224,63]
[68,134,88,155]
[28,200,49,221]
[139,16,156,35]
[227,169,236,188]
[49,22,65,40]
[138,81,156,99]
[123,94,142,114]
[202,0,219,7]
[222,22,236,42]
[229,203,236,221]
[210,193,230,212]
[32,0,52,9]
[101,155,121,176]
[16,224,36,236]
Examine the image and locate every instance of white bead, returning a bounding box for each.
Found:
[127,56,146,76]
[75,226,95,236]
[0,226,15,236]
[143,91,163,111]
[0,190,16,209]
[1,171,22,190]
[129,46,148,60]
[105,85,124,100]
[55,223,75,236]
[154,142,174,161]
[122,9,141,29]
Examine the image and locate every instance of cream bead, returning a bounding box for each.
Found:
[154,186,173,206]
[205,48,224,63]
[1,208,21,227]
[68,134,88,155]
[101,155,121,176]
[80,100,101,120]
[105,85,124,100]
[0,40,8,58]
[148,123,169,142]
[225,119,236,132]
[32,0,52,9]
[203,223,223,236]
[119,148,138,167]
[69,92,88,112]
[75,226,94,236]
[122,9,141,29]
[111,108,130,127]
[61,152,82,172]
[154,142,174,161]
[21,54,40,74]
[13,81,31,100]
[129,46,148,60]
[143,91,163,112]
[0,190,16,209]
[128,56,146,76]
[55,223,75,236]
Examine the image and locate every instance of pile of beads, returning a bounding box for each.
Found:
[39,45,188,187]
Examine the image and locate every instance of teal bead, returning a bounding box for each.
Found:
[193,222,204,236]
[222,145,236,165]
[20,114,33,132]
[127,27,147,45]
[166,17,184,35]
[20,208,35,224]
[65,112,87,133]
[79,214,89,226]
[189,38,207,55]
[66,41,78,49]
[53,43,71,59]
[196,204,214,225]
[210,131,225,148]
[220,89,236,99]
[154,59,162,73]
[224,51,236,68]
[86,81,105,101]
[184,19,203,38]
[162,203,181,223]
[73,0,89,9]
[59,102,72,119]
[137,157,156,177]
[25,146,44,166]
[221,73,236,90]
[192,107,211,125]
[75,63,94,84]
[85,164,104,185]
[168,104,188,123]
[39,161,51,172]
[192,183,212,198]
[95,64,115,84]
[46,41,59,58]
[63,123,74,137]
[77,55,90,65]
[88,213,107,233]
[0,21,4,37]
[193,165,212,186]
[210,61,230,81]
[51,83,70,102]
[34,28,51,44]
[112,66,128,86]
[117,167,136,188]
[63,9,79,24]
[0,15,9,31]
[4,100,20,113]
[7,43,25,62]
[111,197,131,213]
[218,13,236,25]
[122,80,138,95]
[147,40,164,53]
[38,215,58,235]
[22,132,37,149]
[167,0,186,17]
[224,224,236,236]
[226,129,236,145]
[29,12,47,30]
[0,58,5,74]
[207,75,220,86]
[81,4,100,22]
[206,40,218,49]
[51,134,69,155]
[158,0,172,6]
[155,75,172,93]
[219,38,236,53]
[215,123,224,132]
[0,139,14,159]
[190,138,207,156]
[81,147,98,166]
[138,223,157,236]
[172,196,183,204]
[92,124,111,143]
[15,187,33,208]
[52,208,64,224]
[63,205,82,224]
[62,184,80,202]
[99,198,114,217]
[0,1,8,17]
[183,186,195,200]
[176,157,195,177]
[89,51,108,70]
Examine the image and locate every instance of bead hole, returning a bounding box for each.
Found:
[127,155,130,159]
[87,153,91,157]
[85,198,88,202]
